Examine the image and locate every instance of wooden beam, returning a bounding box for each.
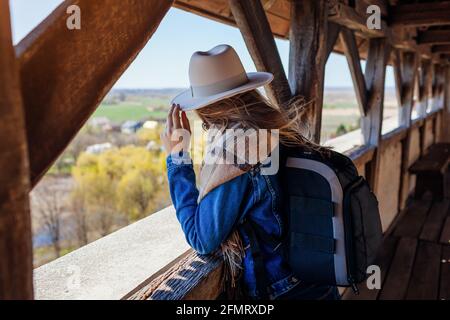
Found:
[17,0,173,187]
[174,0,290,39]
[228,0,292,107]
[396,50,419,210]
[418,30,450,45]
[360,39,389,192]
[326,22,341,61]
[328,2,386,38]
[390,2,450,27]
[432,63,446,111]
[289,0,328,143]
[432,45,450,54]
[417,59,432,117]
[398,52,418,127]
[443,67,450,143]
[0,0,33,299]
[361,39,390,146]
[340,28,368,116]
[356,0,389,18]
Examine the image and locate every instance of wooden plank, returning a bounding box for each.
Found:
[344,236,398,300]
[127,250,223,300]
[228,0,292,107]
[440,216,450,245]
[328,2,386,38]
[379,237,418,300]
[394,200,431,238]
[0,0,33,299]
[418,31,450,45]
[406,241,442,300]
[439,246,450,300]
[420,200,450,242]
[17,0,173,187]
[288,0,328,143]
[390,2,450,27]
[340,28,368,116]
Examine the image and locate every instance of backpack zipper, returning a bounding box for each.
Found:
[343,176,365,295]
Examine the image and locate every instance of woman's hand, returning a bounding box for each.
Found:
[161,104,192,155]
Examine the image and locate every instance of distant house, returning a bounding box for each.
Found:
[146,141,161,151]
[89,117,115,132]
[121,121,143,134]
[86,143,113,155]
[143,120,158,130]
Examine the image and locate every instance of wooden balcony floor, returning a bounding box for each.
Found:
[344,182,450,300]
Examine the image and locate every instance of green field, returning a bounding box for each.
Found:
[93,97,170,122]
[92,93,364,142]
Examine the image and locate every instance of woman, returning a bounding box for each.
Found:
[161,45,339,300]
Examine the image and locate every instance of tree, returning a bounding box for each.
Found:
[32,186,65,258]
[70,190,89,246]
[71,144,169,236]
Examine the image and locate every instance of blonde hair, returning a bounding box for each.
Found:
[195,89,318,149]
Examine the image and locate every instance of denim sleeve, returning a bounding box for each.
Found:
[167,154,251,255]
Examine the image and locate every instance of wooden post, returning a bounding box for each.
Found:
[442,66,450,143]
[418,59,432,117]
[17,0,173,187]
[229,0,292,107]
[340,28,368,116]
[396,50,419,209]
[432,63,446,111]
[0,0,33,299]
[289,0,328,143]
[398,52,418,127]
[361,39,390,191]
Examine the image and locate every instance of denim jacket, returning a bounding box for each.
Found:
[166,154,299,299]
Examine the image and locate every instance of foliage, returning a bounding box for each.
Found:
[72,145,169,225]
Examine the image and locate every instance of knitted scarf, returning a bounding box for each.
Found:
[197,125,278,298]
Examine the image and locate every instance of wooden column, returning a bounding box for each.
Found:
[397,51,418,127]
[340,28,368,116]
[443,67,450,143]
[289,0,328,143]
[432,63,445,111]
[0,0,33,299]
[396,51,419,209]
[417,59,432,117]
[360,39,390,192]
[229,0,292,107]
[17,0,173,186]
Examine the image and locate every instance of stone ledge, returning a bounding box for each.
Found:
[34,206,189,300]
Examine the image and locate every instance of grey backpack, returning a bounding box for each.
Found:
[280,146,383,293]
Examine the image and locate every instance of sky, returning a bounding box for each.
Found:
[9,0,395,89]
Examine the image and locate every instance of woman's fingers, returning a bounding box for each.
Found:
[172,104,182,129]
[166,103,176,134]
[181,111,191,133]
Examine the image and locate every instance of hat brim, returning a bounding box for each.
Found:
[171,72,274,111]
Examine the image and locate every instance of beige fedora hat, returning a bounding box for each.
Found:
[171,44,273,111]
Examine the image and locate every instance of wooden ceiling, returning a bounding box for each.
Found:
[173,0,450,63]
